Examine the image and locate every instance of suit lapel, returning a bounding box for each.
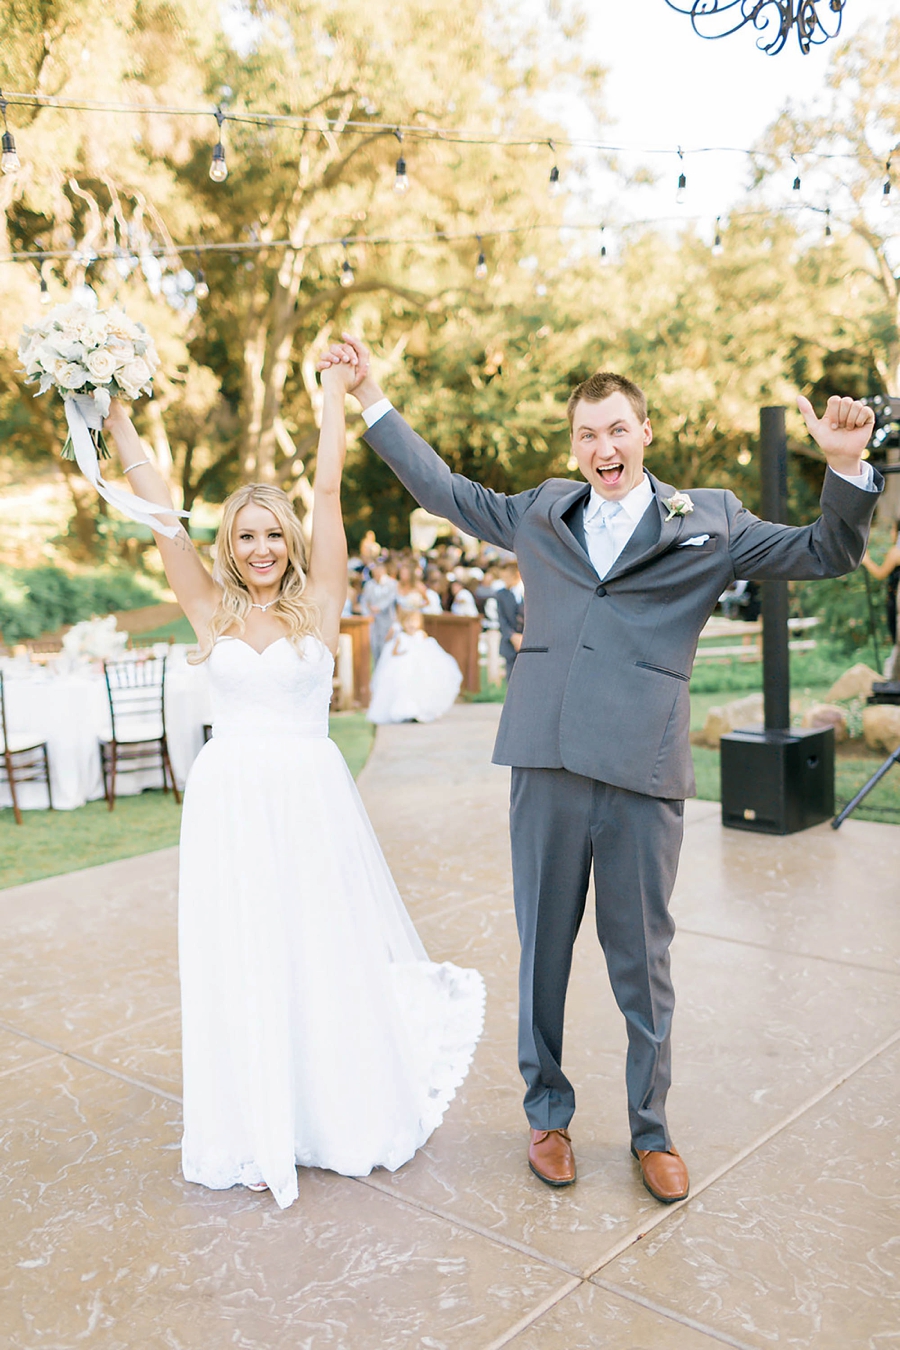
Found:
[549,482,594,573]
[604,474,687,581]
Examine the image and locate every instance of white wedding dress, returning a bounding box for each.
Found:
[367,628,463,725]
[178,634,485,1210]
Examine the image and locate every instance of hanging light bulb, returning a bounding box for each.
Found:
[676,149,686,205]
[39,275,50,305]
[791,156,801,192]
[393,130,409,194]
[209,107,228,182]
[0,95,20,175]
[712,217,724,257]
[194,270,210,299]
[599,225,610,265]
[882,159,892,209]
[340,241,355,287]
[548,142,561,196]
[824,206,834,245]
[474,236,488,280]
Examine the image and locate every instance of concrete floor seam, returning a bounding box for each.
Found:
[589,1276,760,1350]
[675,924,900,976]
[0,1018,184,1104]
[353,1173,583,1278]
[583,1021,900,1280]
[481,1276,585,1350]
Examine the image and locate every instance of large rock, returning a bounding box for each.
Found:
[801,702,849,743]
[826,663,882,703]
[862,705,900,754]
[702,693,764,747]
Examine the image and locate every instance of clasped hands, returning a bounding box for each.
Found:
[317,334,373,397]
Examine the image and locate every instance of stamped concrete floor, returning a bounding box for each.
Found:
[2,702,898,1349]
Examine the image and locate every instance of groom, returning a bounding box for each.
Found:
[320,338,880,1202]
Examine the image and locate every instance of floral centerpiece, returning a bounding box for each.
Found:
[62,615,129,663]
[17,290,186,539]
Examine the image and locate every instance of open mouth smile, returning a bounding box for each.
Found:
[598,463,625,485]
[249,560,276,572]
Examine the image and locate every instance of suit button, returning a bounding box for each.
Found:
[595,584,607,597]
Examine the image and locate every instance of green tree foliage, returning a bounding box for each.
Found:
[0,0,896,564]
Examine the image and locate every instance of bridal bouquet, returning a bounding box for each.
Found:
[19,298,160,458]
[17,293,185,539]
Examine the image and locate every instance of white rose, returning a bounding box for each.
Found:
[85,348,118,382]
[109,340,135,366]
[106,308,141,341]
[117,357,152,395]
[54,360,90,390]
[83,317,109,348]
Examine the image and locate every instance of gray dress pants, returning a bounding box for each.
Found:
[510,766,684,1152]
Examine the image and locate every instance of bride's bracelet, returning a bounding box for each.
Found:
[123,459,152,474]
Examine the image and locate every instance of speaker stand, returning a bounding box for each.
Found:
[831,744,900,829]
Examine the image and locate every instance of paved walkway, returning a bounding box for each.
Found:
[2,703,898,1348]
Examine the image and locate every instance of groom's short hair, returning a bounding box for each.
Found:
[567,372,648,431]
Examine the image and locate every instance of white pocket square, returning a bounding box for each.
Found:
[678,534,711,547]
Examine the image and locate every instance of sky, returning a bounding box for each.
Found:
[570,0,900,237]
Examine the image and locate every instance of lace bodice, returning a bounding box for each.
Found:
[207,634,333,739]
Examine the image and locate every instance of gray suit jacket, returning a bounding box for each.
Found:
[364,410,882,799]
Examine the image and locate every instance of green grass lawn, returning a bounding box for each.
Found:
[0,713,375,890]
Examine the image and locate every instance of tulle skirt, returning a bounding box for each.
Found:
[178,730,485,1210]
[367,634,463,725]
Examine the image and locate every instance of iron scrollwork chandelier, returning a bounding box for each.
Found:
[663,1,847,56]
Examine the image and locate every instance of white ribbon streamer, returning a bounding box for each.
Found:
[64,394,189,541]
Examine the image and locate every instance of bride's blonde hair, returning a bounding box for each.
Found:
[189,483,319,664]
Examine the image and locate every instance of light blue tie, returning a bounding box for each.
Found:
[586,500,623,579]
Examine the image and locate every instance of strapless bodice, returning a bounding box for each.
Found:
[206,634,333,739]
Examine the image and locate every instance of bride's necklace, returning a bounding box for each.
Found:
[249,599,277,612]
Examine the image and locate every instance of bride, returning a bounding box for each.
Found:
[104,347,485,1210]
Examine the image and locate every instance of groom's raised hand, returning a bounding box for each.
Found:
[797,394,875,477]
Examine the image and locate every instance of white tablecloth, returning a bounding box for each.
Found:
[1,647,211,811]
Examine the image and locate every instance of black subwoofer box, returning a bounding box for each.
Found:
[720,726,835,835]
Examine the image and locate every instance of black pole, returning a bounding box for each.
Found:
[759,406,790,730]
[862,567,882,674]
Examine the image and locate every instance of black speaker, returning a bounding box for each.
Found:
[720,726,835,834]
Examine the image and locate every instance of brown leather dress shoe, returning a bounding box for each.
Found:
[528,1128,576,1187]
[631,1143,689,1203]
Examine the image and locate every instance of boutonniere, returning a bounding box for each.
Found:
[662,491,694,522]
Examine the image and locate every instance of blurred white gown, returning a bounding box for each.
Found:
[178,634,485,1210]
[367,628,463,725]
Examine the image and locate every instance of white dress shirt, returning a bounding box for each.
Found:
[582,476,654,579]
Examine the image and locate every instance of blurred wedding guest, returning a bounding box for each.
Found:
[367,609,463,725]
[497,561,525,682]
[476,567,505,686]
[359,560,398,664]
[425,564,450,612]
[862,521,900,678]
[359,529,381,575]
[449,574,479,617]
[342,570,364,617]
[396,559,430,613]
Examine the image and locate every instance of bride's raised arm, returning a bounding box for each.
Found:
[308,347,357,653]
[104,399,219,635]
